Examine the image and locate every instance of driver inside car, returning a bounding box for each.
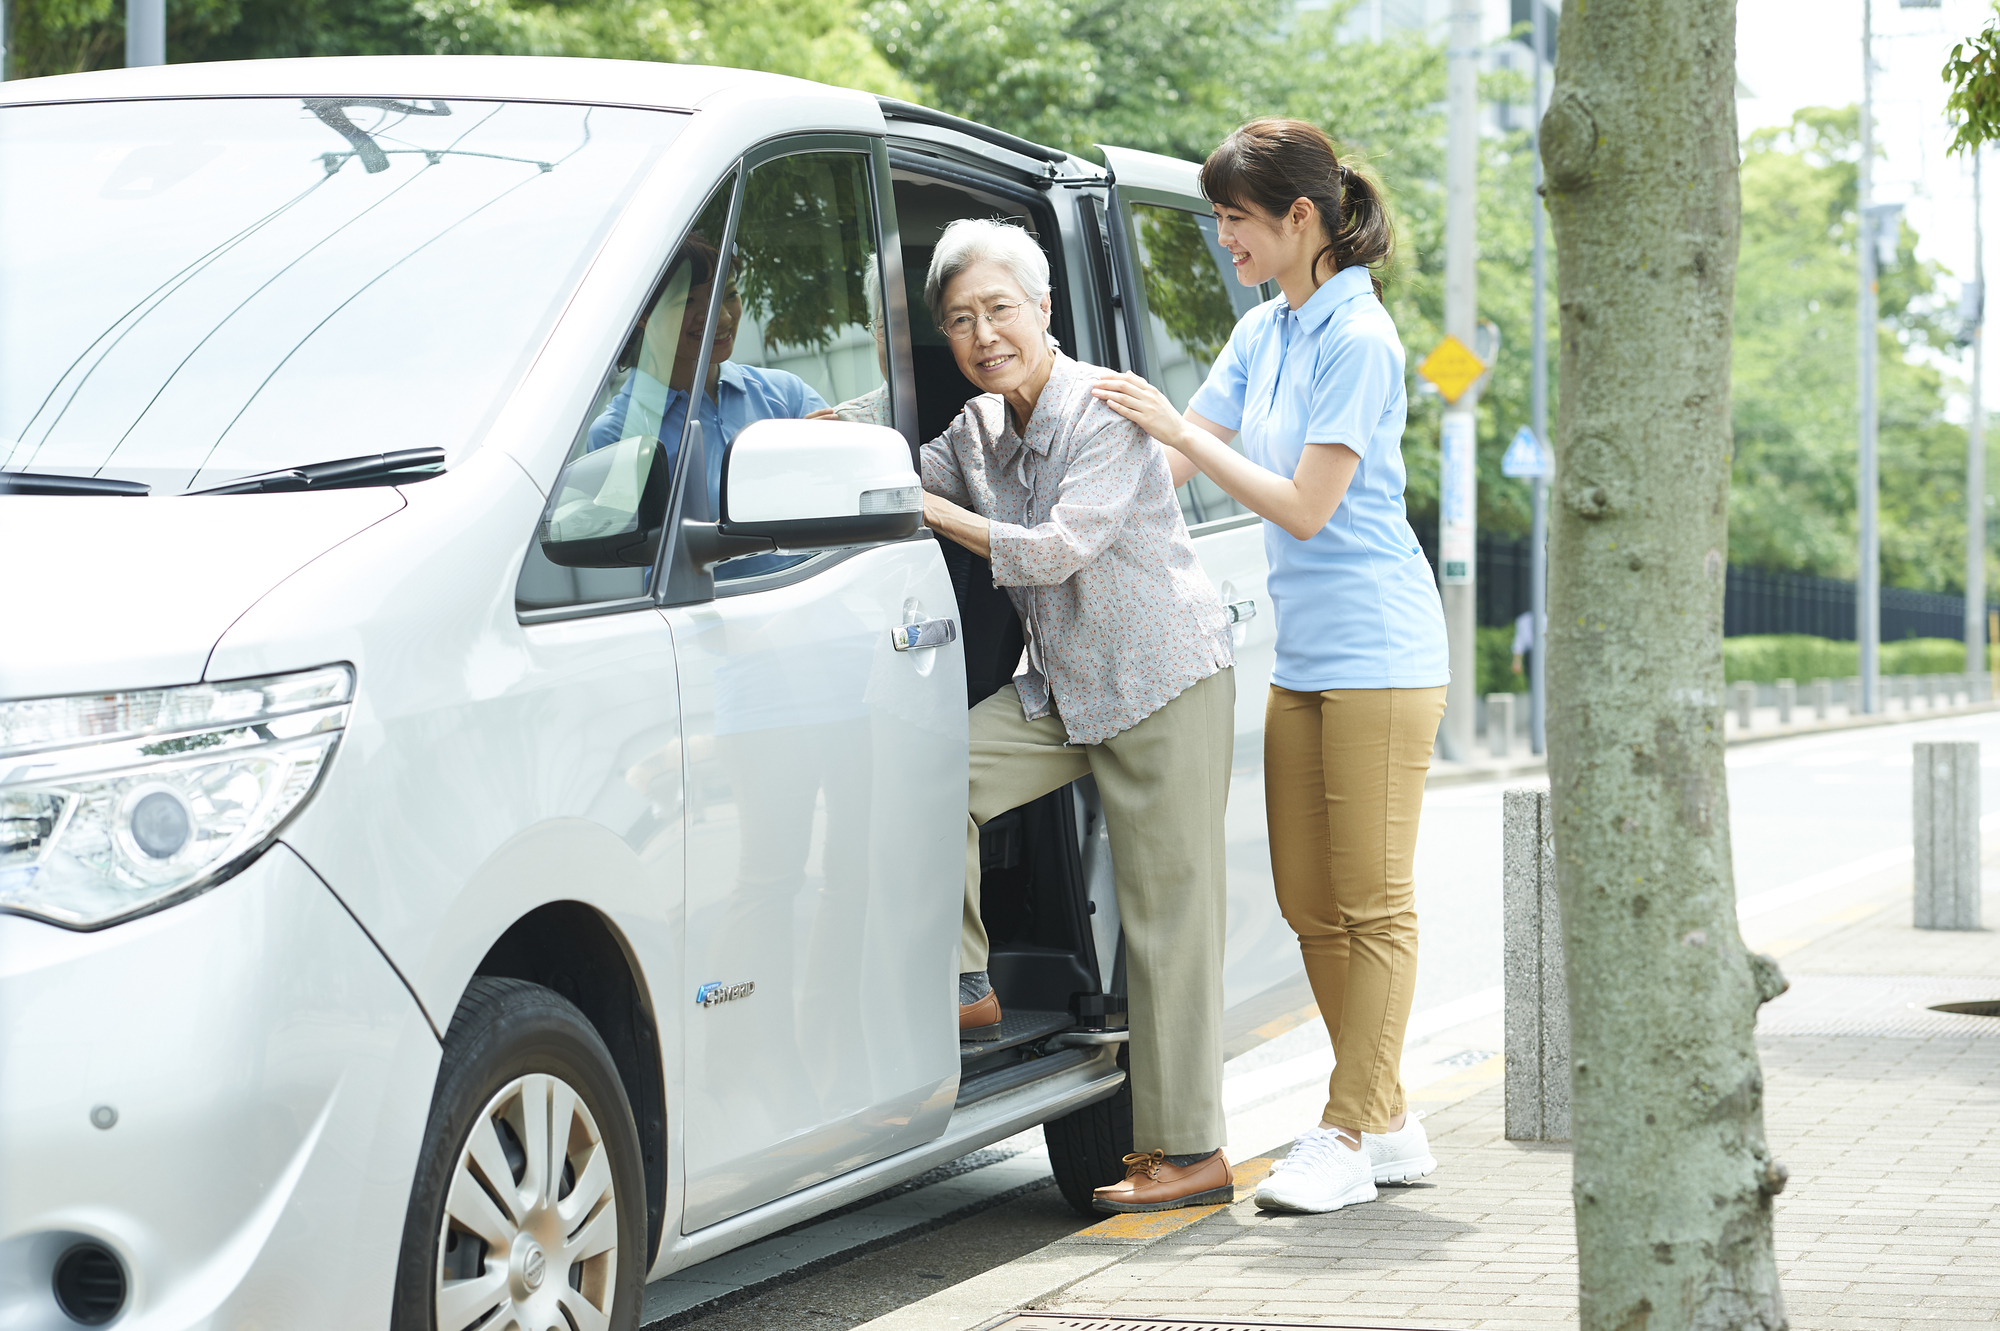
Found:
[587,234,829,517]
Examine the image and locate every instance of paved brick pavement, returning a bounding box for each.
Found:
[1027,895,2000,1330]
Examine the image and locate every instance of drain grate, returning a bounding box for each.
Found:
[995,1316,1457,1331]
[1757,974,2000,1037]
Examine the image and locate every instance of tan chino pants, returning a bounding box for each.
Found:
[1265,683,1446,1134]
[961,668,1235,1155]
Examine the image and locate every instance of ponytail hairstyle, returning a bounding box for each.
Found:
[1198,118,1393,300]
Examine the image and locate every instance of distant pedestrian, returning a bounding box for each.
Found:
[1093,117,1448,1214]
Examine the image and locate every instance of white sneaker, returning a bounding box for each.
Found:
[1364,1111,1437,1185]
[1253,1127,1378,1213]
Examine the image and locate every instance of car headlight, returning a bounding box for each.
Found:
[0,665,352,929]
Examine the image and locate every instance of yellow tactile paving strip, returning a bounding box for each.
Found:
[1074,1158,1281,1241]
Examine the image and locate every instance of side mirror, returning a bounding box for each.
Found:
[537,433,667,569]
[716,418,921,552]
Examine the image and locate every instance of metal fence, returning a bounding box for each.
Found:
[1416,525,1995,639]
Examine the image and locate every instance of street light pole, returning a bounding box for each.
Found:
[126,0,165,67]
[1529,0,1550,756]
[1438,0,1482,761]
[1969,150,1987,682]
[1858,0,1881,714]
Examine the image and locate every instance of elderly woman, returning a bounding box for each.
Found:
[919,217,1238,1214]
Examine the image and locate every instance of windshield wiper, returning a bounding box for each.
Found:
[187,448,446,496]
[0,471,150,496]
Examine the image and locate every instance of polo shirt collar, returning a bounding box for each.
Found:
[1290,265,1375,333]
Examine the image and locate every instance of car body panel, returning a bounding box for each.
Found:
[669,541,966,1230]
[0,843,434,1330]
[0,488,402,699]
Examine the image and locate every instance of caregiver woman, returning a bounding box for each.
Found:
[1094,117,1449,1215]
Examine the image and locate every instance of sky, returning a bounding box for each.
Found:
[1736,0,1991,414]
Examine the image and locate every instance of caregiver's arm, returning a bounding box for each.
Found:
[1093,372,1358,540]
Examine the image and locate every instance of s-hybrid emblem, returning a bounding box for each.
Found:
[695,980,755,1008]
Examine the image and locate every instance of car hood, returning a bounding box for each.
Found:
[2,488,405,699]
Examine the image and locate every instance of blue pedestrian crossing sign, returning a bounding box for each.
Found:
[1501,426,1549,479]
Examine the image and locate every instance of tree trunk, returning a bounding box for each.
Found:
[1540,2,1790,1328]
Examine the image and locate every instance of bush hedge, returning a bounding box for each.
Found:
[1721,634,1994,684]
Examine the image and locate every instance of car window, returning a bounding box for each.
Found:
[707,149,889,583]
[516,175,735,615]
[1,97,685,493]
[1126,202,1264,527]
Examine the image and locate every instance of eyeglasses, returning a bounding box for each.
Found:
[941,300,1031,341]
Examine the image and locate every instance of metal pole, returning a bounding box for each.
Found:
[1439,0,1482,761]
[126,0,165,67]
[1858,0,1880,715]
[1969,151,1987,681]
[1529,0,1550,756]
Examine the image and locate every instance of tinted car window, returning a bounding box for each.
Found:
[1,97,685,492]
[1128,202,1264,527]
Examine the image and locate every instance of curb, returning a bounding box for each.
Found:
[1424,697,2000,789]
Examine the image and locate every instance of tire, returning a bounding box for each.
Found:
[391,977,646,1331]
[1042,1047,1134,1217]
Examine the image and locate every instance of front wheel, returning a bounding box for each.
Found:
[391,977,646,1331]
[1042,1047,1133,1217]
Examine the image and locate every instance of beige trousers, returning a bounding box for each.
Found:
[962,668,1235,1154]
[1265,684,1446,1134]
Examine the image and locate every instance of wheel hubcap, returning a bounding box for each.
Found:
[435,1072,619,1331]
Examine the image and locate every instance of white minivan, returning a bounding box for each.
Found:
[0,56,1306,1331]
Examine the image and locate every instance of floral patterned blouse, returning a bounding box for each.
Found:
[920,353,1234,744]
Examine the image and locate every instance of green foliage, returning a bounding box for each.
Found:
[1133,205,1236,364]
[1477,624,1526,697]
[1945,10,2000,156]
[1730,109,1988,594]
[736,154,877,351]
[1719,634,1992,684]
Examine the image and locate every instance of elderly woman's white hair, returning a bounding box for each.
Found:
[924,217,1052,327]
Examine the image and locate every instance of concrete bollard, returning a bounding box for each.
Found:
[1914,741,1983,930]
[1812,678,1831,721]
[1922,675,1937,709]
[1734,680,1755,730]
[1503,787,1568,1141]
[1486,693,1515,759]
[1776,678,1795,726]
[1846,676,1863,715]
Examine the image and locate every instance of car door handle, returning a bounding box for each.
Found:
[891,618,958,651]
[1225,599,1256,624]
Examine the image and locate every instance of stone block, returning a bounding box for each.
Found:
[1914,741,1982,930]
[1777,678,1795,725]
[1503,787,1568,1141]
[1734,680,1755,730]
[1486,693,1515,758]
[1812,678,1831,721]
[1845,676,1862,714]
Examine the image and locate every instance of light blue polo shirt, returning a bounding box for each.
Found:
[1188,265,1448,692]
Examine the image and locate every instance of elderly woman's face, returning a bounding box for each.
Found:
[940,259,1052,401]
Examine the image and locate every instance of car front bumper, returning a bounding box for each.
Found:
[0,842,440,1330]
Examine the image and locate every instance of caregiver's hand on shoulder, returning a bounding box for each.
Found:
[1091,372,1189,450]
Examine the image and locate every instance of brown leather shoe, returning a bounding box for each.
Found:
[959,989,1002,1040]
[1091,1149,1233,1214]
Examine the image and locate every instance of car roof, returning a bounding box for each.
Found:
[0,54,880,124]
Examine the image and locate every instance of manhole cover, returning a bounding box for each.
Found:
[1930,999,2000,1017]
[995,1317,1455,1330]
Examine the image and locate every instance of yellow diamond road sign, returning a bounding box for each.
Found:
[1419,335,1487,404]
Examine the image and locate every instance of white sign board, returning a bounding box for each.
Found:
[1439,412,1476,585]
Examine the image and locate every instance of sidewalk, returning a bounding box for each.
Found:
[857,880,2000,1330]
[1427,695,2000,789]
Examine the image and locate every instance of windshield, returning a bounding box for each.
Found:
[0,97,685,492]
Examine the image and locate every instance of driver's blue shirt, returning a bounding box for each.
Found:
[587,360,827,517]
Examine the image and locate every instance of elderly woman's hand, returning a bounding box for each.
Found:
[923,490,993,560]
[1091,372,1191,451]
